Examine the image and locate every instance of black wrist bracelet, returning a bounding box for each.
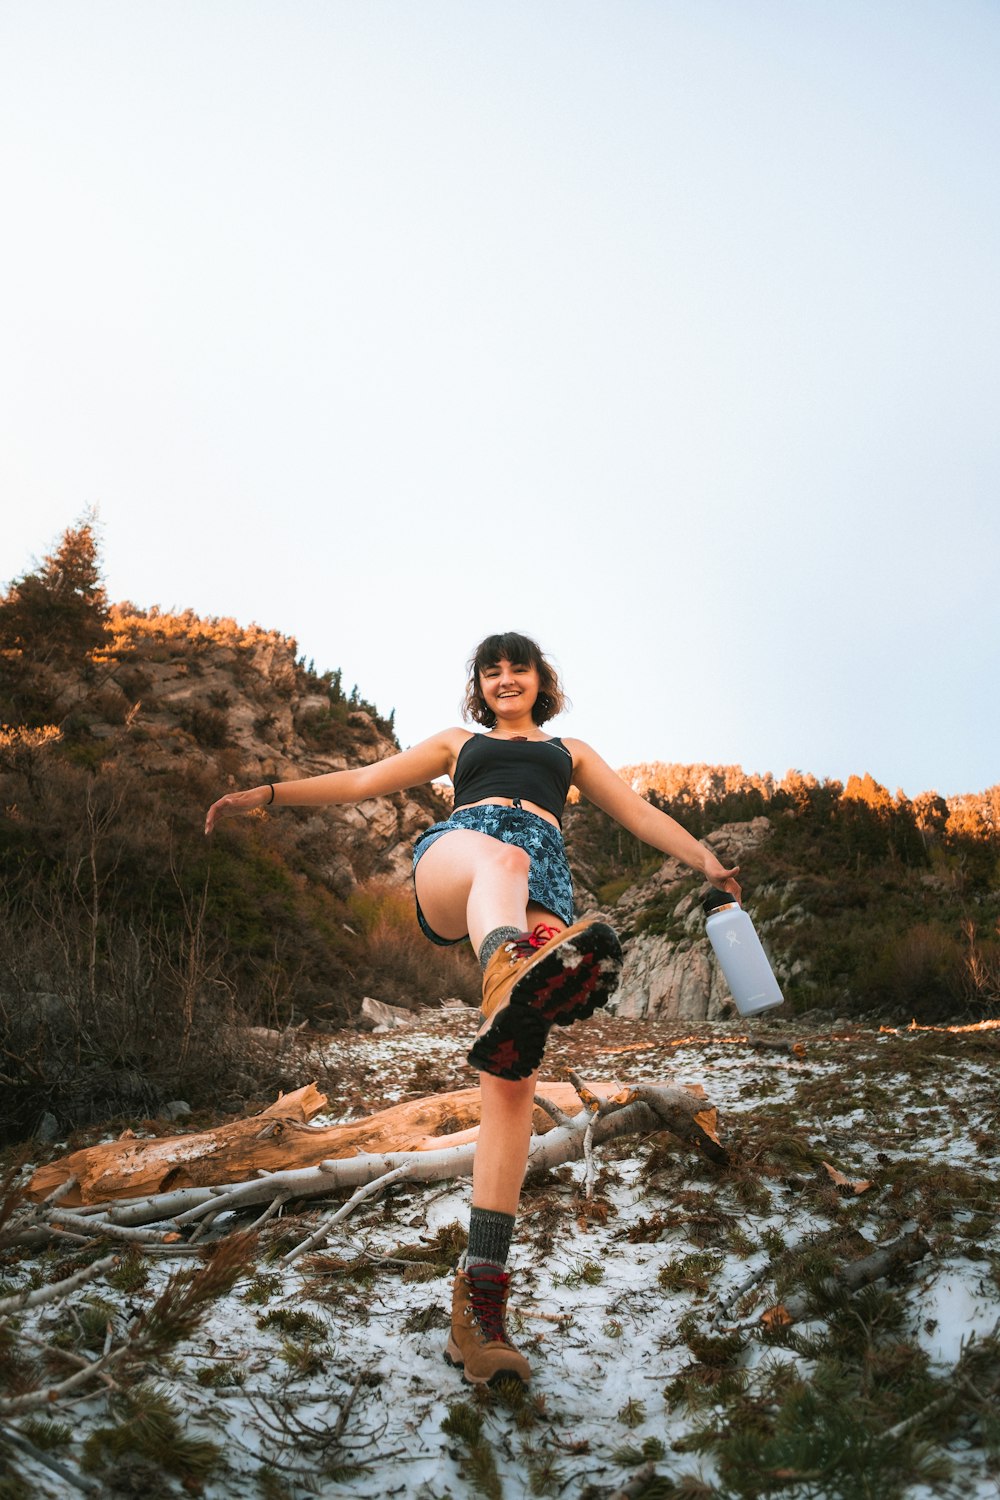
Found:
[266,783,276,805]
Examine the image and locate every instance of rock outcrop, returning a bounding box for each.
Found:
[68,606,448,891]
[579,817,785,1023]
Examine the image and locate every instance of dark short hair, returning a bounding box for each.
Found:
[462,632,568,727]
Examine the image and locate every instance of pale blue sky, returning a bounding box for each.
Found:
[2,1,997,798]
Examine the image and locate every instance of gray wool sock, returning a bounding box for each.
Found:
[466,1206,515,1271]
[478,926,521,971]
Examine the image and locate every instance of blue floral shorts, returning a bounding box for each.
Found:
[411,804,575,946]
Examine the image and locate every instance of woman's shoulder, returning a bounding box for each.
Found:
[545,735,574,761]
[427,725,473,743]
[416,727,476,783]
[440,726,477,761]
[436,726,472,750]
[558,736,608,776]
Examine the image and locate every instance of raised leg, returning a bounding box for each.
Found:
[414,828,542,952]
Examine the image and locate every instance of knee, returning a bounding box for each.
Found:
[481,1073,538,1113]
[489,842,531,881]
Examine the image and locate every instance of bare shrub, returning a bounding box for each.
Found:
[960,918,1000,1012]
[297,705,354,753]
[0,876,237,1141]
[177,705,230,748]
[872,923,967,1021]
[0,722,63,793]
[347,879,479,1008]
[0,923,332,1142]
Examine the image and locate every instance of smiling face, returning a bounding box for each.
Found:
[462,632,566,728]
[478,656,541,728]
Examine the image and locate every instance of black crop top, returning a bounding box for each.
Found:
[452,735,574,824]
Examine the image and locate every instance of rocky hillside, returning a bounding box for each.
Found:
[1,595,452,972]
[95,601,444,890]
[0,524,475,1138]
[576,817,781,1024]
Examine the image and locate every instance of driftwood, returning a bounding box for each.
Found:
[2,1076,725,1425]
[13,1077,727,1260]
[27,1077,724,1207]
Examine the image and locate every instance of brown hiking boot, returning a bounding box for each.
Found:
[467,920,623,1080]
[444,1266,531,1386]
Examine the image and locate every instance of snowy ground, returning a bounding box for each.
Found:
[2,1009,999,1499]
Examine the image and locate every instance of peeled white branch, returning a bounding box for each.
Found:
[109,1187,225,1226]
[0,1423,102,1493]
[583,1118,597,1199]
[248,1197,287,1231]
[0,1344,132,1417]
[41,1175,80,1207]
[19,1331,121,1392]
[282,1164,416,1265]
[533,1095,574,1129]
[883,1319,1000,1441]
[713,1263,770,1327]
[0,1253,119,1316]
[46,1212,181,1245]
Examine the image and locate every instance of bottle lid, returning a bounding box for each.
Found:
[703,887,739,916]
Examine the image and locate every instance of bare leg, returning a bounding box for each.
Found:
[414,831,562,1218]
[472,1071,538,1214]
[415,829,532,953]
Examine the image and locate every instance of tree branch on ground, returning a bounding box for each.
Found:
[759,1230,931,1328]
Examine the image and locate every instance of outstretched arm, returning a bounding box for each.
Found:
[565,738,742,900]
[205,729,460,834]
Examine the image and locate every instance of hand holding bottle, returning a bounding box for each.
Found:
[702,854,741,903]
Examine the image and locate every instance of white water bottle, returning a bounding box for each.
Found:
[703,889,785,1017]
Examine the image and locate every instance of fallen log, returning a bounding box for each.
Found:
[27,1077,722,1207]
[14,1078,728,1257]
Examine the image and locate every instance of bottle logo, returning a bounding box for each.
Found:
[726,932,741,947]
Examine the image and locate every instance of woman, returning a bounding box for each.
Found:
[206,631,740,1387]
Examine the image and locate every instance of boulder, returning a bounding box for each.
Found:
[357,996,413,1032]
[160,1100,192,1122]
[34,1111,61,1144]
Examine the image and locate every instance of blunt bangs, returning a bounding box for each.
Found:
[472,632,544,674]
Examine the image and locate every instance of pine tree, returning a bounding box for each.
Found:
[0,515,109,668]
